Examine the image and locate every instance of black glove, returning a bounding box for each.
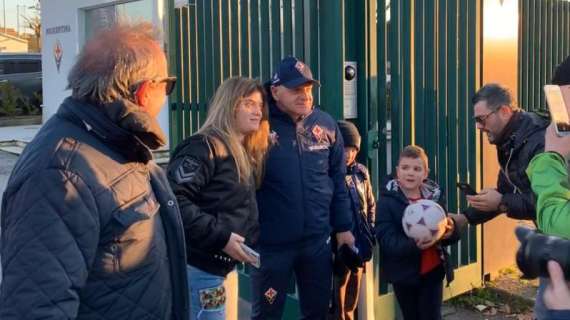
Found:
[337,244,363,273]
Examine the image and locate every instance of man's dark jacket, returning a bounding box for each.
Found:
[0,97,188,319]
[256,103,352,247]
[464,111,549,224]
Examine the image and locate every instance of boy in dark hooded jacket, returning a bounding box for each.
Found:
[376,145,462,320]
[329,120,376,320]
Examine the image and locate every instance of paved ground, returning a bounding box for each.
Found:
[0,151,17,202]
[236,300,529,320]
[0,151,18,284]
[0,124,41,142]
[443,303,533,320]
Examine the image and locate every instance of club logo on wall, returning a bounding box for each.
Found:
[53,40,63,73]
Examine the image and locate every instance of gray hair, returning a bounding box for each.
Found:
[67,22,163,104]
[471,83,518,111]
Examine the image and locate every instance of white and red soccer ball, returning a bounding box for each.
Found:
[402,199,447,243]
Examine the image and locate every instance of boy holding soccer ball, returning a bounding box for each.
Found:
[376,145,462,320]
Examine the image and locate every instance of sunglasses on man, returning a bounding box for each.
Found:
[473,106,505,125]
[153,76,177,95]
[132,76,177,96]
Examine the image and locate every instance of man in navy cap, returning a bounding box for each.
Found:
[251,56,355,319]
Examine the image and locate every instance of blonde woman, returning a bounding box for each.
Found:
[167,77,270,320]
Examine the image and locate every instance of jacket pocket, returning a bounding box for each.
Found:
[112,192,160,228]
[304,146,330,174]
[97,193,161,276]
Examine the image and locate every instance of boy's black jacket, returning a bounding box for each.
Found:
[375,175,462,286]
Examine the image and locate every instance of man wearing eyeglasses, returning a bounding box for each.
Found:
[0,22,188,319]
[462,83,549,226]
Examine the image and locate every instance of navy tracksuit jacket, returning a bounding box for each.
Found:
[251,102,352,319]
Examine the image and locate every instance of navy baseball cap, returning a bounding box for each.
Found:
[270,57,320,89]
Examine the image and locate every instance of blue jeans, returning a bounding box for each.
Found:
[187,265,226,320]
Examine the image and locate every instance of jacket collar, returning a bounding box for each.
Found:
[381,175,443,203]
[57,97,166,163]
[347,162,365,176]
[269,101,315,124]
[494,110,522,146]
[497,111,548,152]
[347,162,357,174]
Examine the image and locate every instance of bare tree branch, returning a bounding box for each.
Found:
[21,1,40,51]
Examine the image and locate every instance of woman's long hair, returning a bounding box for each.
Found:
[198,77,270,187]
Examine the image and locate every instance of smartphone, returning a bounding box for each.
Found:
[240,243,260,269]
[457,182,477,196]
[544,85,570,136]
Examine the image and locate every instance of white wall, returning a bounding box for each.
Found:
[41,0,171,148]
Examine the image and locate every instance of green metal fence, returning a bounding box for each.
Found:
[168,0,324,148]
[519,0,570,112]
[365,0,481,299]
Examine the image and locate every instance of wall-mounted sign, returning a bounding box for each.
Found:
[46,25,71,35]
[53,40,63,73]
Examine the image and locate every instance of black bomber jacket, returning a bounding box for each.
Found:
[167,134,259,276]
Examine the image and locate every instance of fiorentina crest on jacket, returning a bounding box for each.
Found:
[312,125,323,141]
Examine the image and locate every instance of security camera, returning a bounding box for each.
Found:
[345,65,356,81]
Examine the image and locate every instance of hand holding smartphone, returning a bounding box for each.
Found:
[544,85,570,136]
[240,243,260,269]
[457,182,477,196]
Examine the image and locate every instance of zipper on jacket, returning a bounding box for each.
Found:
[110,242,120,273]
[295,121,307,231]
[500,147,521,194]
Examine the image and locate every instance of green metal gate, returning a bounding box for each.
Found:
[168,0,326,148]
[359,1,482,318]
[518,0,570,112]
[168,0,482,318]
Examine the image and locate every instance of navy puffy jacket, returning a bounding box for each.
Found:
[0,98,188,319]
[256,103,352,247]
